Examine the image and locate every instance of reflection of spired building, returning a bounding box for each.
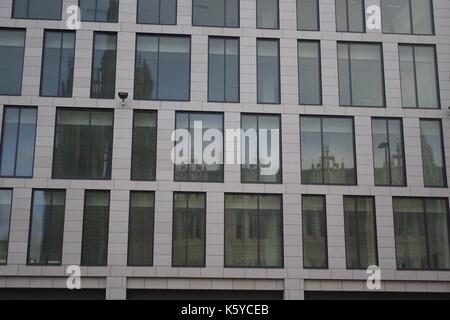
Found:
[310,145,345,182]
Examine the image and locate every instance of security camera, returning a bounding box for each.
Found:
[118,92,129,107]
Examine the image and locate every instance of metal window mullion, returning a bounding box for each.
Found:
[345,0,350,32]
[94,0,99,22]
[408,0,414,34]
[223,0,227,27]
[158,0,162,24]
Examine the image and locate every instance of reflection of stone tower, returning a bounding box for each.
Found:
[310,145,345,181]
[107,0,119,22]
[135,54,154,99]
[421,135,441,185]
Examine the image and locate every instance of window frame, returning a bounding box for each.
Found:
[256,0,280,30]
[297,39,323,106]
[0,27,26,96]
[296,0,320,31]
[0,188,13,265]
[335,0,366,33]
[78,0,120,23]
[256,38,281,105]
[11,0,63,20]
[191,0,240,28]
[136,0,177,25]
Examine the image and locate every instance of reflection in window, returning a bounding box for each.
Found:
[302,195,327,269]
[40,30,75,97]
[134,35,190,101]
[131,110,157,181]
[137,0,176,25]
[91,32,117,99]
[225,194,283,268]
[0,189,13,264]
[192,0,239,27]
[300,116,356,185]
[28,190,65,265]
[298,40,322,105]
[336,0,365,32]
[80,0,119,22]
[173,193,206,267]
[12,0,62,20]
[0,107,37,177]
[0,29,25,95]
[257,39,280,104]
[297,0,319,31]
[257,0,279,29]
[394,198,450,270]
[372,118,406,186]
[381,0,434,35]
[420,120,447,188]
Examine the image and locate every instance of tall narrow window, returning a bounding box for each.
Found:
[302,195,328,269]
[343,196,378,269]
[399,45,439,109]
[192,0,239,27]
[172,193,206,267]
[372,118,406,186]
[91,32,117,99]
[336,0,365,32]
[0,189,13,264]
[81,190,110,266]
[53,109,114,180]
[420,120,447,188]
[298,40,322,105]
[257,39,280,104]
[0,29,25,96]
[225,194,283,268]
[338,42,385,107]
[12,0,62,20]
[40,30,75,97]
[381,0,434,35]
[174,112,224,182]
[0,107,37,177]
[257,0,279,29]
[134,35,190,101]
[297,0,319,31]
[131,110,157,181]
[137,0,177,25]
[300,116,356,185]
[128,191,154,266]
[208,37,239,103]
[79,0,119,22]
[394,198,450,270]
[241,114,282,183]
[27,190,66,265]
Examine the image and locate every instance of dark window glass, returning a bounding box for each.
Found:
[81,190,110,266]
[298,40,322,105]
[174,112,224,182]
[137,0,177,24]
[344,196,378,269]
[241,114,282,183]
[131,110,157,181]
[91,32,117,99]
[128,191,154,266]
[257,39,280,104]
[257,0,279,29]
[300,116,356,185]
[336,0,365,32]
[381,0,434,35]
[80,0,119,22]
[372,118,406,186]
[338,42,385,107]
[135,35,190,101]
[225,194,283,268]
[302,195,327,269]
[208,37,239,103]
[40,30,75,97]
[0,107,37,177]
[297,0,319,30]
[28,190,66,265]
[394,198,450,270]
[0,29,25,95]
[0,189,13,264]
[172,193,206,267]
[13,0,62,20]
[192,0,239,27]
[420,120,447,188]
[53,109,114,180]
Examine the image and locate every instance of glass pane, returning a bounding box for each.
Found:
[15,108,37,177]
[302,195,327,268]
[96,0,119,22]
[337,43,351,106]
[59,32,75,97]
[415,46,439,109]
[225,0,239,27]
[91,33,117,99]
[381,0,411,34]
[134,35,159,100]
[298,41,321,105]
[27,0,62,19]
[399,45,417,108]
[160,0,177,24]
[0,108,19,176]
[335,0,348,31]
[388,119,405,186]
[297,0,319,30]
[420,120,446,187]
[0,190,12,264]
[411,0,434,35]
[241,115,259,183]
[208,38,225,102]
[258,115,281,183]
[425,199,450,269]
[257,0,279,29]
[193,0,225,27]
[257,40,280,104]
[372,119,390,185]
[259,195,282,267]
[0,29,25,95]
[137,0,160,23]
[300,117,322,184]
[347,0,364,32]
[79,0,96,21]
[131,111,157,180]
[225,39,239,102]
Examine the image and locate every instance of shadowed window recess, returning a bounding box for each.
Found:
[0,29,25,96]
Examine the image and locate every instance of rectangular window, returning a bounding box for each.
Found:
[128,191,154,266]
[297,0,319,31]
[131,110,157,181]
[298,40,322,105]
[174,112,224,182]
[336,0,365,32]
[134,34,190,101]
[208,37,239,103]
[192,0,239,27]
[343,196,378,269]
[302,195,328,269]
[372,118,406,186]
[137,0,176,25]
[91,32,117,99]
[300,116,356,185]
[27,190,66,265]
[0,29,25,96]
[81,190,110,266]
[12,0,62,20]
[53,109,114,180]
[257,39,280,104]
[0,189,13,264]
[172,193,206,267]
[420,120,447,188]
[0,106,37,177]
[399,44,439,109]
[394,198,450,270]
[257,0,279,29]
[241,114,282,183]
[338,42,385,107]
[40,30,75,97]
[225,194,283,268]
[381,0,434,35]
[79,0,119,22]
